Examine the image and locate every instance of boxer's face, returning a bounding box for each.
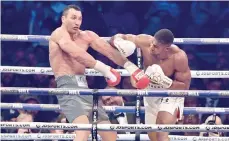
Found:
[151,39,170,59]
[62,8,82,34]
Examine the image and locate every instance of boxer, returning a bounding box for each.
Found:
[49,5,149,141]
[111,29,191,141]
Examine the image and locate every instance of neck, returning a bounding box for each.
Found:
[61,25,80,38]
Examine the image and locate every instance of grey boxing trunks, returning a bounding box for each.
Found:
[55,75,109,123]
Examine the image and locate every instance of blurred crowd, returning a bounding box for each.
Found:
[1,1,229,138]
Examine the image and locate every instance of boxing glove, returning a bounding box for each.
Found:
[145,64,173,89]
[93,60,121,86]
[124,61,150,89]
[113,37,136,57]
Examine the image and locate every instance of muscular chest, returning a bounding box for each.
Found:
[143,51,175,77]
[73,39,89,51]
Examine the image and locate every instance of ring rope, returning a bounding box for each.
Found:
[1,66,229,78]
[1,34,229,44]
[1,122,229,132]
[1,134,228,141]
[1,103,228,114]
[1,87,229,97]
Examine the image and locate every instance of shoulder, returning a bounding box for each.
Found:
[84,30,99,38]
[135,34,153,48]
[137,34,153,40]
[50,27,69,43]
[83,30,100,43]
[173,48,189,70]
[174,48,188,62]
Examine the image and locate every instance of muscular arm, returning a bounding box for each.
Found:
[112,34,153,49]
[169,52,191,90]
[87,31,127,67]
[50,30,97,68]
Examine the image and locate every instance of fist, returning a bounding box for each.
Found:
[105,68,121,87]
[130,70,150,89]
[145,64,173,88]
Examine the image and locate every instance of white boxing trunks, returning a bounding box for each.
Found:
[143,83,184,124]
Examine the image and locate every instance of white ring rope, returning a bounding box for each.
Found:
[1,34,229,44]
[1,103,229,114]
[1,66,229,78]
[1,122,229,132]
[1,134,228,141]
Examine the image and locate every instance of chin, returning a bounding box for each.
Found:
[70,30,78,34]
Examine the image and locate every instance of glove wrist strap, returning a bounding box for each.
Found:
[161,76,173,89]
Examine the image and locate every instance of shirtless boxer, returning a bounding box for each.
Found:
[110,29,191,141]
[49,5,149,141]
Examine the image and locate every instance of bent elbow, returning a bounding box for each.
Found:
[170,81,187,90]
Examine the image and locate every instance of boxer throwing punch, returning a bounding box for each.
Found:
[111,29,191,141]
[49,5,149,141]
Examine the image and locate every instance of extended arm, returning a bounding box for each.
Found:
[50,30,121,86]
[111,34,153,49]
[87,31,150,89]
[87,31,128,67]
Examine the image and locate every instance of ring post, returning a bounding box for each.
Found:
[135,48,143,141]
[92,89,99,141]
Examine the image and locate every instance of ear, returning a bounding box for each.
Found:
[61,16,65,23]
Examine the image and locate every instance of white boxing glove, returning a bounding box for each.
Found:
[113,37,136,57]
[145,64,173,89]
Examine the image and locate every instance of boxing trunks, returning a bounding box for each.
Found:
[56,75,109,123]
[143,81,184,124]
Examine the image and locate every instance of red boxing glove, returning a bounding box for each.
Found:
[93,61,121,87]
[105,68,121,87]
[124,61,150,89]
[130,69,150,89]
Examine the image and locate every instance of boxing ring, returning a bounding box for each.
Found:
[1,34,229,141]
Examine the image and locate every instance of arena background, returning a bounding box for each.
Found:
[1,1,229,139]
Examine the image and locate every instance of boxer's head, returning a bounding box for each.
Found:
[150,29,174,59]
[61,5,82,34]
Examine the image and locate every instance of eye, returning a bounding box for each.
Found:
[71,16,77,19]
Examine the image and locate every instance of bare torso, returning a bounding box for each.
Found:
[142,45,179,78]
[49,27,91,78]
[141,42,191,90]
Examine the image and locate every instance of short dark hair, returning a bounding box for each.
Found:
[62,5,81,16]
[154,29,174,45]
